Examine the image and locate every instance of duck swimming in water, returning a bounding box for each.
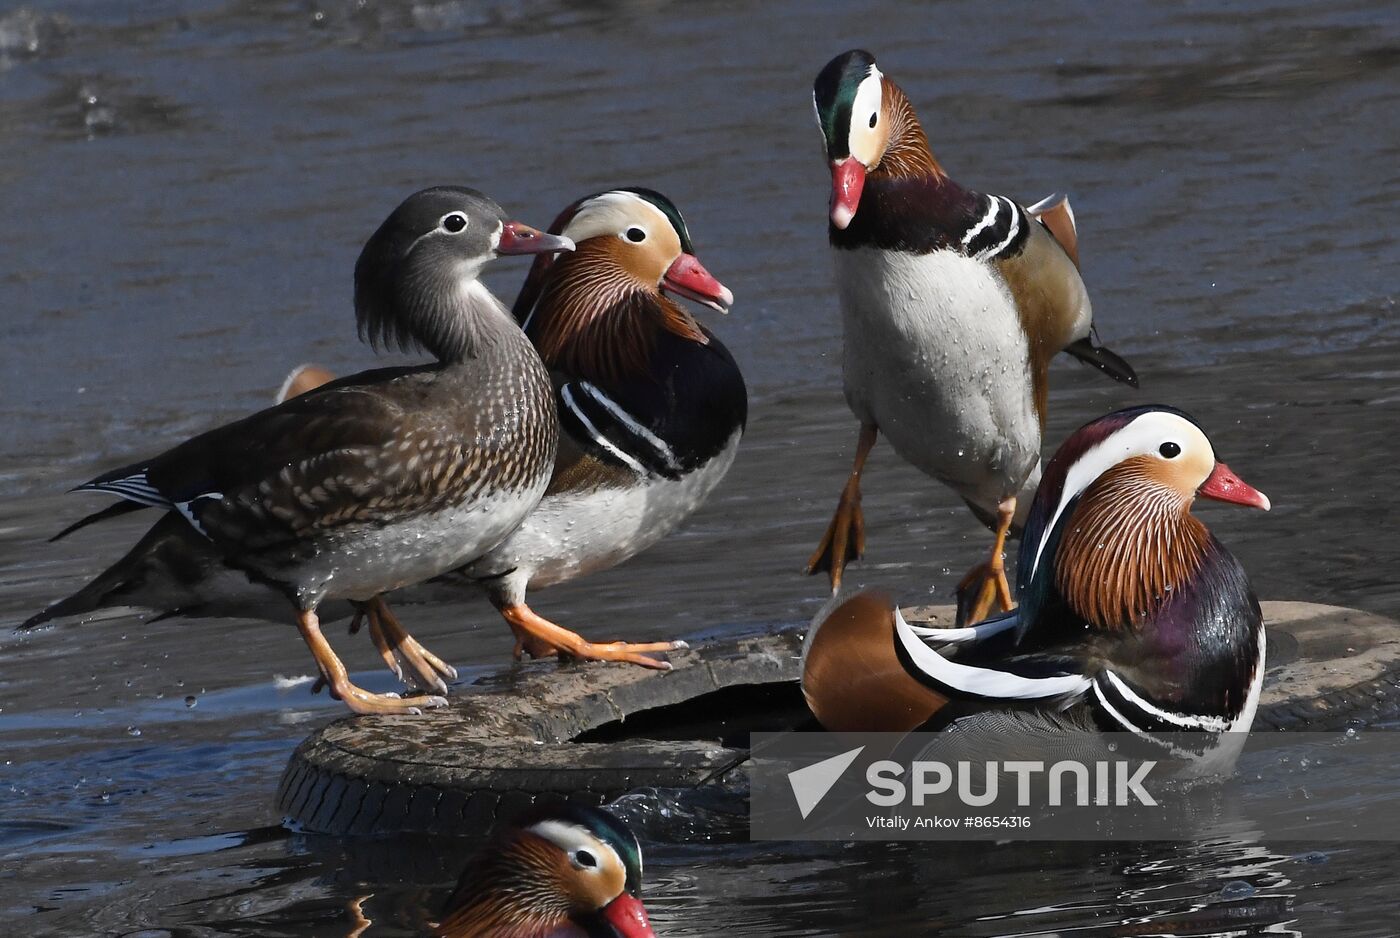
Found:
[433,802,655,937]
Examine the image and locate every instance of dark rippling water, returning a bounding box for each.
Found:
[1,1,1398,935]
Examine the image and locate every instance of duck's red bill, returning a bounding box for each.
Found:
[599,893,656,938]
[498,221,576,256]
[1199,461,1271,511]
[829,158,865,229]
[663,252,733,313]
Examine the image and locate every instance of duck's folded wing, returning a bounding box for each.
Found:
[76,376,465,552]
[893,605,1092,705]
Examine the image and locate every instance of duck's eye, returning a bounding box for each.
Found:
[625,227,646,243]
[1159,441,1181,459]
[440,212,468,234]
[868,112,878,129]
[574,849,598,869]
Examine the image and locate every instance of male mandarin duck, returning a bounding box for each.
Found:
[285,188,746,670]
[806,49,1139,625]
[22,187,572,714]
[433,803,655,938]
[803,406,1271,763]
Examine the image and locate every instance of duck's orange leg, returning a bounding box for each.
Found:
[495,601,685,671]
[294,608,446,714]
[365,597,458,694]
[955,497,1018,626]
[805,424,878,593]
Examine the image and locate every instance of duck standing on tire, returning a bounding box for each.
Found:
[803,406,1271,767]
[806,49,1138,625]
[433,803,655,937]
[21,188,572,714]
[287,189,746,670]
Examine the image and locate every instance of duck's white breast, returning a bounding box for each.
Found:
[834,246,1041,512]
[464,430,742,602]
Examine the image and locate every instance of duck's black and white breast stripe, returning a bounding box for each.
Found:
[958,194,1030,262]
[559,380,685,480]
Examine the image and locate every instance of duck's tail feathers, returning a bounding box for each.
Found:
[22,513,202,632]
[18,558,141,631]
[50,501,148,543]
[1063,336,1140,388]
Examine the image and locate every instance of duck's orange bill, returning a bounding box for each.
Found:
[663,253,733,312]
[599,893,656,938]
[829,158,865,229]
[1199,461,1271,511]
[498,221,576,256]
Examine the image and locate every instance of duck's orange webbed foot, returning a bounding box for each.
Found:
[497,602,685,671]
[805,424,877,593]
[955,497,1018,627]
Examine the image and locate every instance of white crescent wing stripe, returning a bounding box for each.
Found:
[561,385,647,475]
[961,196,1001,248]
[895,607,1091,700]
[578,381,682,473]
[908,612,1020,645]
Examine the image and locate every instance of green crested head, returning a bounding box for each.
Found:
[813,49,879,158]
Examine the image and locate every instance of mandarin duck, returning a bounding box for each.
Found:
[803,406,1271,766]
[285,188,746,670]
[22,187,572,714]
[433,803,655,938]
[806,49,1139,625]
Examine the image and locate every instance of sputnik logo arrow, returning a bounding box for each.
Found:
[787,746,864,819]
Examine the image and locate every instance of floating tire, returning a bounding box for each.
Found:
[278,601,1400,836]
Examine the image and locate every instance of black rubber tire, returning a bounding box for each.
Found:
[277,602,1400,836]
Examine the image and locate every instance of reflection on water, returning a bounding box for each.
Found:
[1,0,1398,934]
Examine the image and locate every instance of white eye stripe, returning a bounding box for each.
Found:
[847,67,884,165]
[527,820,622,875]
[1030,413,1213,581]
[562,191,671,245]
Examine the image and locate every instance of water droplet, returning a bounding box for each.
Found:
[126,726,141,737]
[185,696,198,709]
[1220,880,1255,900]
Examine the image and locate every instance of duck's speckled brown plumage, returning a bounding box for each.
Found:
[79,311,556,608]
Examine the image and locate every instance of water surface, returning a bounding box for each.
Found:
[1,1,1398,934]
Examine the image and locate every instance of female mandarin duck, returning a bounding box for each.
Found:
[22,187,572,714]
[803,406,1271,762]
[806,49,1138,625]
[286,188,746,670]
[433,803,655,938]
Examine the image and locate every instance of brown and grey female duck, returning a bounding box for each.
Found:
[22,187,571,714]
